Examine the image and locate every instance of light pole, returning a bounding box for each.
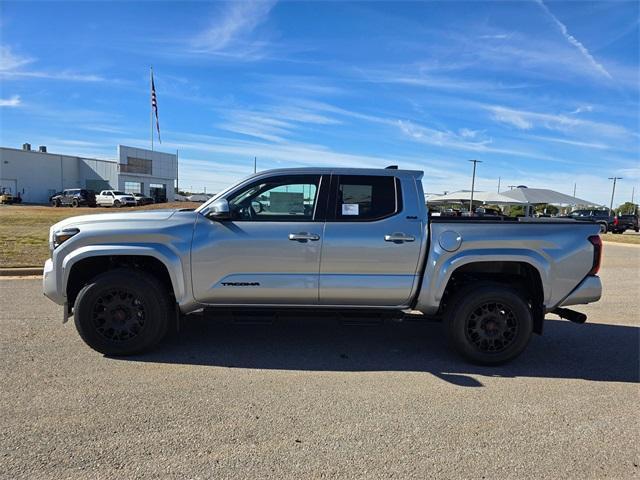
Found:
[468,159,482,214]
[608,177,622,214]
[497,176,501,193]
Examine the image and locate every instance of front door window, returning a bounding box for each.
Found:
[228,175,320,221]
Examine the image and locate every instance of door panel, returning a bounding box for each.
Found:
[319,174,423,307]
[191,174,326,305]
[319,219,422,306]
[191,218,322,304]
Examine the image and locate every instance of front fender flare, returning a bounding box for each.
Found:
[61,244,187,305]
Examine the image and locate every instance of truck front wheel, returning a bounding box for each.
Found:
[73,269,171,356]
[444,284,533,365]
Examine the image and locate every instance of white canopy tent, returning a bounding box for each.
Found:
[428,190,525,205]
[500,188,600,207]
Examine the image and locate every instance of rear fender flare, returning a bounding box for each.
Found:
[416,248,550,314]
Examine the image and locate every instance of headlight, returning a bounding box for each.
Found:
[53,228,80,249]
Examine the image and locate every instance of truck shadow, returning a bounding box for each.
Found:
[121,315,639,387]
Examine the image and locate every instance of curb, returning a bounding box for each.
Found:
[0,267,43,277]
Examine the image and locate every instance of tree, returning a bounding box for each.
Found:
[535,204,559,215]
[508,205,526,217]
[616,202,638,215]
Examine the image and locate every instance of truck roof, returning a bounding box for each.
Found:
[252,167,424,179]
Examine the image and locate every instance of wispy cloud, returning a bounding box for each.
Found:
[191,0,277,59]
[528,134,610,150]
[2,70,106,82]
[569,105,594,115]
[0,46,33,71]
[0,95,21,107]
[487,105,631,139]
[396,119,572,163]
[535,0,612,80]
[0,45,108,82]
[217,104,342,143]
[397,120,492,150]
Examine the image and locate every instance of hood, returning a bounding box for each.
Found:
[51,209,183,232]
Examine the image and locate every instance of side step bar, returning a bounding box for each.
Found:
[553,307,587,324]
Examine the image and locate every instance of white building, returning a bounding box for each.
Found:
[0,144,177,204]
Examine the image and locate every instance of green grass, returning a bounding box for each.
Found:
[0,203,199,267]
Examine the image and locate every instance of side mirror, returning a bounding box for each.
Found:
[206,199,232,220]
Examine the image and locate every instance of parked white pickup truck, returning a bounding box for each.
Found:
[95,190,136,207]
[43,167,603,364]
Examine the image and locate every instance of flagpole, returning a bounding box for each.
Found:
[150,66,154,151]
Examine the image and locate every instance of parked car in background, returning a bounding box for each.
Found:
[613,213,639,233]
[187,193,213,202]
[0,188,15,204]
[438,208,462,217]
[566,209,615,233]
[50,189,96,208]
[95,190,136,208]
[475,207,503,217]
[130,193,154,206]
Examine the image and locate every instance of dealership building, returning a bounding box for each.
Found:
[0,144,177,204]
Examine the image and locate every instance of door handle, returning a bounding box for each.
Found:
[384,233,415,243]
[289,232,320,242]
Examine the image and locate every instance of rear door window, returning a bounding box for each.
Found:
[332,175,401,221]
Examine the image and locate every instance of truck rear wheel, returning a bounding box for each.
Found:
[73,269,171,356]
[113,200,121,208]
[444,284,533,365]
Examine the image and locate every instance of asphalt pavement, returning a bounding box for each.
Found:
[1,243,639,479]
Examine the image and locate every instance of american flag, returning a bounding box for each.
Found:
[151,72,161,143]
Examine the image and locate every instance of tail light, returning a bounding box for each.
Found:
[588,235,602,275]
[614,216,619,226]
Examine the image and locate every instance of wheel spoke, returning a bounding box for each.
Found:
[91,287,146,342]
[465,301,519,354]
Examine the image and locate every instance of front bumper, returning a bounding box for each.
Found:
[558,275,602,307]
[42,258,65,305]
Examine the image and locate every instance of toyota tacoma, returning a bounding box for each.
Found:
[43,167,603,364]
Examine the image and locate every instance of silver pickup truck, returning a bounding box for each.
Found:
[43,167,603,364]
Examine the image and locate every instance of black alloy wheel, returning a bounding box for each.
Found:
[74,269,172,355]
[445,284,533,365]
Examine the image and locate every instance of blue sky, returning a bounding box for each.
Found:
[1,0,638,205]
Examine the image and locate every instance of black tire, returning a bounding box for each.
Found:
[73,269,171,355]
[113,200,121,208]
[598,223,607,233]
[51,199,60,207]
[71,198,79,208]
[444,283,533,365]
